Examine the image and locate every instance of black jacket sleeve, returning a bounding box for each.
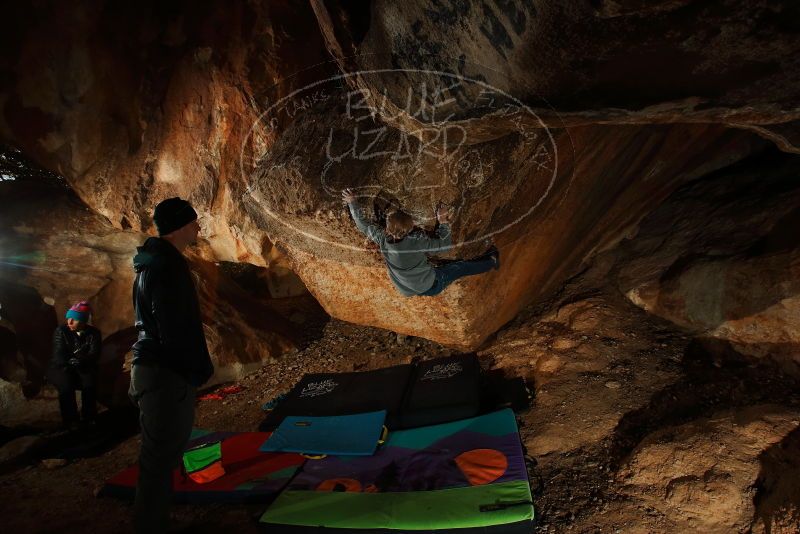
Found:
[51,327,70,368]
[78,329,102,365]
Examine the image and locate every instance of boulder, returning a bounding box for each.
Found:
[479,296,683,457]
[0,1,797,349]
[0,378,60,427]
[313,0,800,131]
[609,149,800,374]
[618,405,800,533]
[259,120,761,348]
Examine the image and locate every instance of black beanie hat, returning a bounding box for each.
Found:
[153,197,198,236]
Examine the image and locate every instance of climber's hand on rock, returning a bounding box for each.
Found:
[436,204,453,224]
[342,188,356,204]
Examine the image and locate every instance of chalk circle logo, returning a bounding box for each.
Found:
[241,64,562,253]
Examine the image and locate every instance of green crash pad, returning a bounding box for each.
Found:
[259,408,534,532]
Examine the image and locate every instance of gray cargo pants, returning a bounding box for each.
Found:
[129,364,196,533]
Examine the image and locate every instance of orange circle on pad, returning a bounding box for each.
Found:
[316,478,362,492]
[455,449,508,485]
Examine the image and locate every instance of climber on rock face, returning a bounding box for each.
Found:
[342,188,499,297]
[129,197,214,534]
[47,300,101,430]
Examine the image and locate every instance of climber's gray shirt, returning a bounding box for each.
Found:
[348,201,452,296]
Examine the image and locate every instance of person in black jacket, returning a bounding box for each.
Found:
[129,197,214,534]
[48,300,101,428]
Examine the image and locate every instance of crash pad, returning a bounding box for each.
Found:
[259,409,534,532]
[259,365,413,431]
[99,429,305,503]
[260,410,387,456]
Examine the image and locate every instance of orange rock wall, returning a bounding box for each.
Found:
[1,1,798,349]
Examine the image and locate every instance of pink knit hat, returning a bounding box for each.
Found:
[65,301,92,322]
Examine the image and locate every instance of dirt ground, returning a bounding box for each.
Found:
[1,292,799,533]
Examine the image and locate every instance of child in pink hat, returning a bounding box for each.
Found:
[47,300,102,429]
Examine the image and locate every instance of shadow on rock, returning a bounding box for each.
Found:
[753,426,800,533]
[608,343,800,469]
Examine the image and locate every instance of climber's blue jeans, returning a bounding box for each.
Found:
[421,257,496,296]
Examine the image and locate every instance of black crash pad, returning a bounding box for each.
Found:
[259,364,414,431]
[396,354,482,429]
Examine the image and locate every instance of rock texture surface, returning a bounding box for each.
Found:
[588,148,800,375]
[0,1,332,268]
[619,406,800,533]
[314,0,800,128]
[2,1,799,348]
[480,295,684,457]
[0,378,60,427]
